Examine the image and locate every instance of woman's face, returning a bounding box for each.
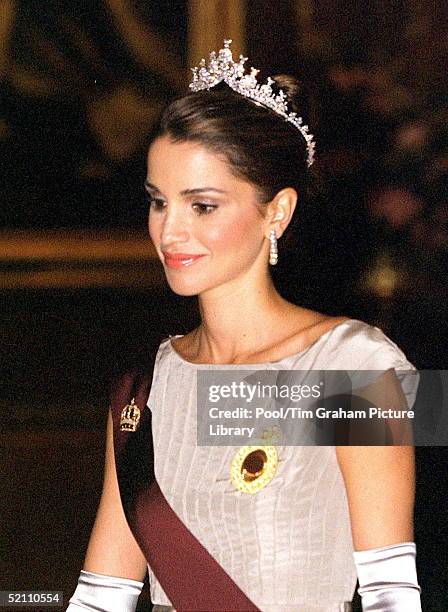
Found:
[146,135,269,297]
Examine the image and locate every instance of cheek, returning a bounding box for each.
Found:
[205,213,260,252]
[147,212,161,245]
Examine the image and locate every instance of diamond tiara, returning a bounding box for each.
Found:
[189,39,316,167]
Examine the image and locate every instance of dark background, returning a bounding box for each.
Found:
[0,1,447,610]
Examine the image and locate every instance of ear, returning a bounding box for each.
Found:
[264,188,298,239]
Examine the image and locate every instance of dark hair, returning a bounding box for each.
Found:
[151,76,313,246]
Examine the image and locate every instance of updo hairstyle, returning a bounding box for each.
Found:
[152,75,312,247]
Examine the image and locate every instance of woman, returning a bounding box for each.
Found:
[68,42,422,611]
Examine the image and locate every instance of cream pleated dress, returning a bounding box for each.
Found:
[146,319,419,612]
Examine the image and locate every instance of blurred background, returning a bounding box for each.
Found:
[0,1,447,610]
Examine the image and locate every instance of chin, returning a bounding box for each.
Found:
[167,283,200,297]
[164,275,203,297]
[164,270,231,297]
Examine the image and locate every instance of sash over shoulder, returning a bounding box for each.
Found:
[109,341,260,612]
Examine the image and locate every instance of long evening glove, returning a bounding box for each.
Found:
[66,570,144,611]
[353,541,422,611]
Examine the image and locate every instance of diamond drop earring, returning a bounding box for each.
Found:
[269,229,278,265]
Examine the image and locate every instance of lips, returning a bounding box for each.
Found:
[162,252,206,269]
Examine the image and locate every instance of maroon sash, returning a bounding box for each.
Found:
[109,344,260,612]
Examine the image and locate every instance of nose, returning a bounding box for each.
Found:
[159,205,190,247]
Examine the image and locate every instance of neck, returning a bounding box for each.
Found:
[194,268,295,363]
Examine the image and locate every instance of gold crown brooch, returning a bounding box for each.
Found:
[120,398,141,432]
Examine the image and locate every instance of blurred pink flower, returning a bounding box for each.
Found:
[328,66,369,91]
[394,121,429,151]
[369,187,423,227]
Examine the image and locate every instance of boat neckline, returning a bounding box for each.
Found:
[167,318,361,367]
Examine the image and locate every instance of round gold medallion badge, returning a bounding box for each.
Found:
[230,445,278,494]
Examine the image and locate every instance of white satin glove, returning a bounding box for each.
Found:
[353,541,422,611]
[66,569,144,611]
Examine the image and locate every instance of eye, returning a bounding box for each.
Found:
[146,196,217,215]
[146,196,166,211]
[192,202,218,215]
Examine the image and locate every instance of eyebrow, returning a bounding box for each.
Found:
[144,180,228,196]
